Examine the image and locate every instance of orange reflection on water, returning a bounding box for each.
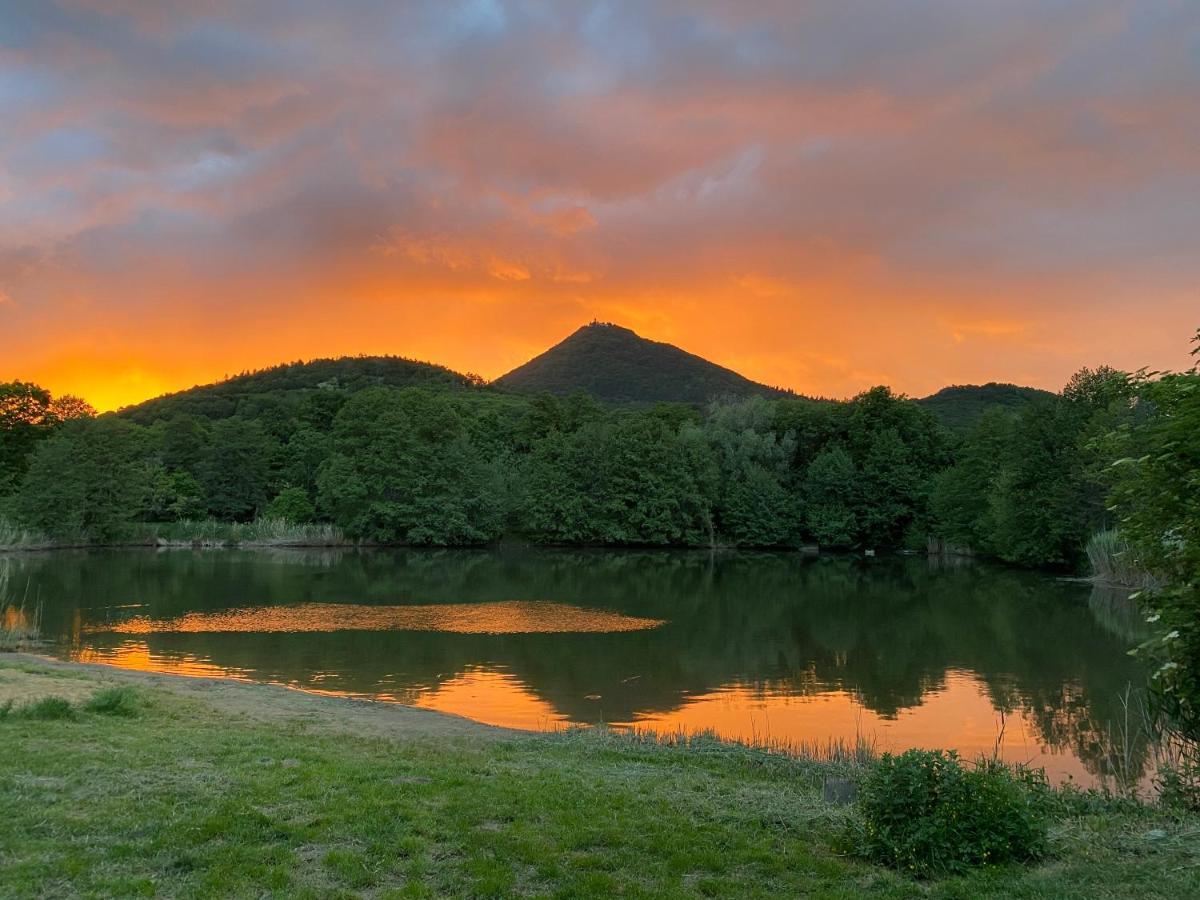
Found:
[72,642,257,681]
[84,601,666,635]
[618,670,1092,785]
[411,666,572,731]
[3,605,33,633]
[63,645,1098,786]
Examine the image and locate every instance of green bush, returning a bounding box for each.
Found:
[9,696,77,721]
[263,486,315,524]
[855,749,1049,876]
[84,686,142,717]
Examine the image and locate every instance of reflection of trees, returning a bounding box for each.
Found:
[1087,584,1152,643]
[8,548,1152,781]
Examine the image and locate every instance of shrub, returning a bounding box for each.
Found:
[12,696,77,721]
[85,686,141,717]
[854,749,1049,876]
[264,486,315,524]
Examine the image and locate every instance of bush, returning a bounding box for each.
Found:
[85,686,141,717]
[7,696,77,721]
[264,486,315,524]
[854,749,1049,876]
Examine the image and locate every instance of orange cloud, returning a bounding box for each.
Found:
[1,1,1197,410]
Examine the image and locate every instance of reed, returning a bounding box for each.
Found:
[558,723,878,772]
[0,517,50,551]
[1086,529,1158,589]
[149,517,350,547]
[0,565,42,651]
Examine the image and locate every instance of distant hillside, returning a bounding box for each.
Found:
[120,356,475,424]
[114,332,1048,427]
[495,322,791,405]
[916,383,1055,429]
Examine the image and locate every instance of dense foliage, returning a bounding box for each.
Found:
[0,373,951,549]
[121,355,478,426]
[928,367,1136,569]
[0,382,94,494]
[855,749,1049,876]
[1102,334,1200,804]
[915,383,1055,430]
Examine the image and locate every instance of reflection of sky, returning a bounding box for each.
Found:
[23,545,1151,792]
[83,601,666,635]
[3,2,1198,409]
[70,639,1111,788]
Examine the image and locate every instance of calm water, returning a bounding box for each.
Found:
[5,547,1153,788]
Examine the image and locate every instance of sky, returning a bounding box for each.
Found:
[2,0,1198,411]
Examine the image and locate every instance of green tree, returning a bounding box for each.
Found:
[842,387,947,549]
[146,467,207,521]
[1107,334,1200,746]
[0,382,94,494]
[16,417,149,540]
[702,398,799,547]
[317,389,503,544]
[198,419,276,521]
[802,444,859,548]
[522,414,715,545]
[160,415,209,475]
[264,486,315,524]
[929,409,1012,554]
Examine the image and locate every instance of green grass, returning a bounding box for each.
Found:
[1,695,76,721]
[0,676,1198,898]
[84,685,143,717]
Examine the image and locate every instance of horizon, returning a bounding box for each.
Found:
[98,319,1062,413]
[3,2,1199,411]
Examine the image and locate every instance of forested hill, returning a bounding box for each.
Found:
[120,356,476,424]
[915,383,1056,429]
[114,327,1051,427]
[495,322,793,404]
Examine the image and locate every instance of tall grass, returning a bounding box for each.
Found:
[1086,529,1158,589]
[926,536,974,558]
[560,724,878,775]
[0,517,50,551]
[150,517,350,547]
[0,561,42,651]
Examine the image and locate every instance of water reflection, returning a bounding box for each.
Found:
[84,601,665,635]
[6,547,1152,789]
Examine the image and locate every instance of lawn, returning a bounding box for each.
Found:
[1,659,1197,898]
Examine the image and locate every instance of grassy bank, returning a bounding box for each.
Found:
[1,659,1198,898]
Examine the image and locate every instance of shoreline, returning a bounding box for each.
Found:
[3,651,516,742]
[2,652,1197,897]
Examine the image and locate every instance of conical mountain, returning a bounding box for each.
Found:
[495,322,790,404]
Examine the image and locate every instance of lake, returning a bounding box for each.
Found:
[5,547,1152,789]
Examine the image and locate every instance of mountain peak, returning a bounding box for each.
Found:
[495,323,790,405]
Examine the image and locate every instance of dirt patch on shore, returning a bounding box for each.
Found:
[1,653,517,742]
[0,664,98,705]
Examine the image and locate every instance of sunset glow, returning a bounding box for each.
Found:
[3,2,1197,408]
[85,601,666,635]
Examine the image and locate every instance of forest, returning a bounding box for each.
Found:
[0,343,1191,571]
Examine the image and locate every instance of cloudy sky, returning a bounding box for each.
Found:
[2,0,1198,409]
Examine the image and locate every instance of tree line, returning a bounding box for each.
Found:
[0,355,1188,573]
